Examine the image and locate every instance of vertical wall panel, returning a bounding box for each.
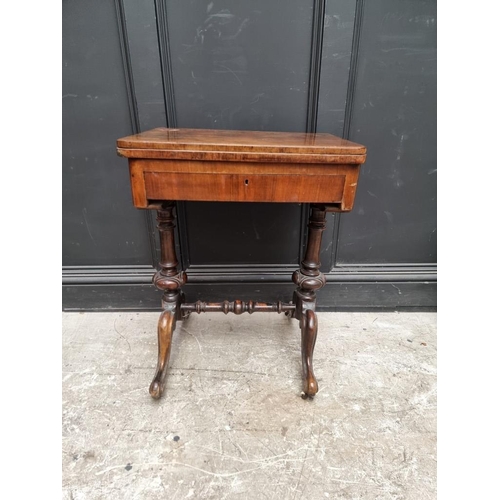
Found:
[122,0,166,131]
[316,0,357,137]
[166,0,314,132]
[164,0,315,266]
[62,0,153,266]
[337,0,437,265]
[316,0,357,271]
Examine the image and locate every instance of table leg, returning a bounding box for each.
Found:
[149,308,176,399]
[292,205,327,398]
[150,202,187,399]
[301,309,318,396]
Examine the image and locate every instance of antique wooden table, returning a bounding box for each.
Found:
[117,128,366,399]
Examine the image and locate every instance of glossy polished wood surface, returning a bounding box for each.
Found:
[117,127,367,155]
[117,128,367,400]
[118,128,365,211]
[118,148,365,164]
[143,171,347,203]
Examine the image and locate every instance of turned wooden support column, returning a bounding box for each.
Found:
[292,204,327,399]
[292,204,327,298]
[150,202,187,399]
[153,202,187,304]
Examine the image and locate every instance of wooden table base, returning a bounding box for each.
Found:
[149,201,328,400]
[117,127,366,400]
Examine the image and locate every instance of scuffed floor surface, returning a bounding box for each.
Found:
[62,312,436,500]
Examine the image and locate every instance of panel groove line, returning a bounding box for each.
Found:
[63,0,156,268]
[62,264,435,285]
[304,0,327,266]
[342,0,365,141]
[155,0,177,127]
[114,0,159,268]
[306,0,327,134]
[331,0,366,269]
[155,0,191,271]
[114,0,140,134]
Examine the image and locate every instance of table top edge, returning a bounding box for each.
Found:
[116,127,367,156]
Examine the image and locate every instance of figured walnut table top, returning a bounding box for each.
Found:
[117,128,366,164]
[117,128,366,209]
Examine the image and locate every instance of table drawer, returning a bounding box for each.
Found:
[142,171,346,204]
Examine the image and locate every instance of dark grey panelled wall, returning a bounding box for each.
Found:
[338,0,437,266]
[62,0,154,267]
[62,0,437,310]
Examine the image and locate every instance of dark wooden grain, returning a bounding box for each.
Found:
[301,309,318,398]
[148,202,186,399]
[292,205,328,398]
[118,148,366,164]
[144,171,346,203]
[117,127,367,154]
[181,300,295,314]
[152,203,186,293]
[149,309,176,399]
[119,128,365,211]
[117,128,366,399]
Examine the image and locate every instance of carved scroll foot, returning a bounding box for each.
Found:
[149,309,177,399]
[300,309,318,399]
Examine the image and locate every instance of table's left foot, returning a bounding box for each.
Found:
[150,202,185,399]
[149,309,177,399]
[300,309,318,398]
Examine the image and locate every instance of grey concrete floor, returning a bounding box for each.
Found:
[62,311,436,500]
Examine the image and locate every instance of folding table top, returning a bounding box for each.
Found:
[117,128,367,209]
[117,128,366,164]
